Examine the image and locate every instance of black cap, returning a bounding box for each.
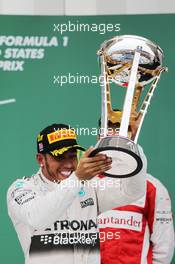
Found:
[37,124,85,157]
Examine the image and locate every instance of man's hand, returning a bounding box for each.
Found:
[75,147,112,180]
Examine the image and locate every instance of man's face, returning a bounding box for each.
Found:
[37,149,78,182]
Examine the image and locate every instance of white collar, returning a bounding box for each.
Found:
[37,168,59,190]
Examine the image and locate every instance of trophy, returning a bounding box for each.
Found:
[90,35,167,178]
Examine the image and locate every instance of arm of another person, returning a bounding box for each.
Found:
[150,178,174,264]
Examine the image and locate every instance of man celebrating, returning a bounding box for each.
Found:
[7,123,147,264]
[7,123,113,264]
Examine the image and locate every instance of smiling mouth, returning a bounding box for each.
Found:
[59,170,72,178]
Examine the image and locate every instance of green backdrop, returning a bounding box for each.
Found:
[0,14,175,263]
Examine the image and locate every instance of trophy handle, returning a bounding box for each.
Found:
[130,84,143,140]
[133,67,167,142]
[119,47,142,138]
[100,55,108,138]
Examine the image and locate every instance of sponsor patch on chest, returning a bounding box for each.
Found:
[98,210,143,231]
[80,197,94,208]
[14,190,35,205]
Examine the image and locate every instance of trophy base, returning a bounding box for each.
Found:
[90,136,143,178]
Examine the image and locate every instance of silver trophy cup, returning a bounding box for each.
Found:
[90,35,167,178]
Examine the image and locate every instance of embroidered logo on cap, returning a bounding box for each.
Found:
[47,129,76,144]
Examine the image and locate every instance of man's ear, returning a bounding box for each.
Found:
[36,153,44,167]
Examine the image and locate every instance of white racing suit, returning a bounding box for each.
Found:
[7,170,99,264]
[7,158,146,264]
